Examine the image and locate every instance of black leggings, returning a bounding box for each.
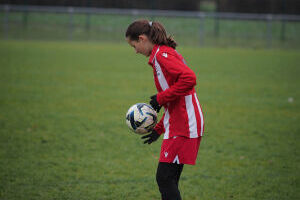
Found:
[156,162,184,200]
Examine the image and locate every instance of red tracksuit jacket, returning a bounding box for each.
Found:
[148,45,204,139]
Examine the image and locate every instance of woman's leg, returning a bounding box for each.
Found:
[175,164,184,187]
[156,162,184,200]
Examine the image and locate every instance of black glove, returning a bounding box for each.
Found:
[150,95,161,113]
[141,130,160,144]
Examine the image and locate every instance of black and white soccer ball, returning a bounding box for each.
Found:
[126,103,157,134]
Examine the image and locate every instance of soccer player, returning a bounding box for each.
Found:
[125,19,204,200]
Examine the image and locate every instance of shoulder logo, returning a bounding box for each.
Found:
[162,53,168,58]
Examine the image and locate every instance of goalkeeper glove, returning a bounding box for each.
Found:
[150,95,161,113]
[141,130,160,144]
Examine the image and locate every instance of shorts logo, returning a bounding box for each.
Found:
[164,152,168,158]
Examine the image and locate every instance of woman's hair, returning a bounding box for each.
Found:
[125,19,177,49]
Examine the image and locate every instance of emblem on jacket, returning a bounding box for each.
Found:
[155,63,161,76]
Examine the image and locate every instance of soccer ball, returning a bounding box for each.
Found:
[126,103,157,134]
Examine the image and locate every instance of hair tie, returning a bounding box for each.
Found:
[149,21,153,27]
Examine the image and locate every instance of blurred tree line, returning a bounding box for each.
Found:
[1,0,300,14]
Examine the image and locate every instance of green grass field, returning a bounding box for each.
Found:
[0,40,299,200]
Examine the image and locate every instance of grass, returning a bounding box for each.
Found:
[0,12,300,48]
[0,39,299,199]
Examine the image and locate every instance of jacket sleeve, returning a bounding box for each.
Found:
[156,52,197,106]
[154,113,165,135]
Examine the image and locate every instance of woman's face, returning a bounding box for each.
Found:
[126,35,154,57]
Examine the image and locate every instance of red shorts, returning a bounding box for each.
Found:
[159,136,202,165]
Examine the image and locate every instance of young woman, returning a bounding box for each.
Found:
[125,19,204,200]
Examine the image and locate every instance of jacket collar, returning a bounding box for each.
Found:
[148,44,160,65]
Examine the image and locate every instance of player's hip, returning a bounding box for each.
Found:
[159,136,202,165]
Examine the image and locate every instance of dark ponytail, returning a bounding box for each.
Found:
[166,36,177,49]
[126,19,177,49]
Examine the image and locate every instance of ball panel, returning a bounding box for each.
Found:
[125,103,158,134]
